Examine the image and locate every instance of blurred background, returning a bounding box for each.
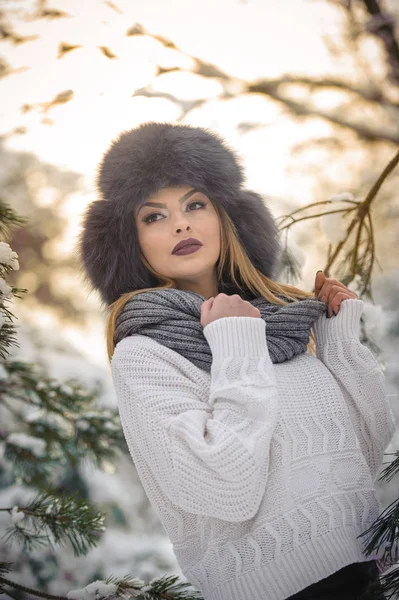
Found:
[1,0,398,595]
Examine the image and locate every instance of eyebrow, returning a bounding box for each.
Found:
[137,189,199,213]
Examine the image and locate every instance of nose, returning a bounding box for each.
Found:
[176,224,191,233]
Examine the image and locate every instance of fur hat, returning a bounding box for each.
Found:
[78,122,282,306]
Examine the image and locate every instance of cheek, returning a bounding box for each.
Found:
[137,228,164,260]
[209,220,221,244]
[204,210,220,234]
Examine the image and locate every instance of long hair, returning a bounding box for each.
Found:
[105,200,317,362]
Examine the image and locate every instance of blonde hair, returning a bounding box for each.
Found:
[105,201,316,362]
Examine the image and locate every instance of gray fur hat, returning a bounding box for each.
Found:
[78,122,282,306]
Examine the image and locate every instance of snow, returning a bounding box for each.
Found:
[67,578,148,599]
[25,410,74,436]
[8,321,117,410]
[1,320,182,594]
[0,278,13,299]
[0,242,19,270]
[76,419,91,431]
[7,432,47,457]
[67,580,118,600]
[362,302,389,346]
[329,192,355,203]
[11,505,25,524]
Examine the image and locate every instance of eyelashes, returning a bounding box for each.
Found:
[142,201,206,224]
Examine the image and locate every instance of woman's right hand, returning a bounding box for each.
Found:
[200,293,261,328]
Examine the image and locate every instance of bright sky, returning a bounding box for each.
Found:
[2,0,351,177]
[0,0,378,367]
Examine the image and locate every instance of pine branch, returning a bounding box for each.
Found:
[357,496,399,563]
[378,451,399,484]
[0,322,21,359]
[134,574,204,599]
[0,571,204,600]
[5,361,98,414]
[0,236,27,360]
[378,565,399,599]
[3,588,21,600]
[0,201,28,238]
[2,491,105,556]
[278,244,303,285]
[1,360,126,485]
[0,574,67,600]
[0,561,14,576]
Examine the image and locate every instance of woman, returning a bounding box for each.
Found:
[78,122,395,600]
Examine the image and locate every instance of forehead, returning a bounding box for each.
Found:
[150,186,194,200]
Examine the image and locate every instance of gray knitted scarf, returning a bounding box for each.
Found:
[114,288,328,371]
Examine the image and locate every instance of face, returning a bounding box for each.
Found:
[135,186,221,299]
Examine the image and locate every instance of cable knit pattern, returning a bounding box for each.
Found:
[313,299,396,482]
[111,298,396,600]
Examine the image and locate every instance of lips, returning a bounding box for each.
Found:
[172,237,203,254]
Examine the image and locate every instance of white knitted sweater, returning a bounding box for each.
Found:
[111,298,396,600]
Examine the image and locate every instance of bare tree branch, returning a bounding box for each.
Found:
[361,0,399,85]
[132,88,207,118]
[248,79,399,144]
[0,23,38,44]
[129,23,399,145]
[263,74,398,107]
[105,1,123,14]
[277,148,399,296]
[323,147,399,285]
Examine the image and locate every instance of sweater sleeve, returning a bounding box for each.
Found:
[313,298,396,481]
[111,316,279,522]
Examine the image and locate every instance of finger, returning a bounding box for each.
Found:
[332,286,357,298]
[330,291,357,316]
[332,284,358,299]
[327,280,348,291]
[317,278,345,302]
[314,271,326,295]
[327,285,348,317]
[201,297,213,312]
[317,279,335,303]
[321,281,357,304]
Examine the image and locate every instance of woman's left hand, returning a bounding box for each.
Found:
[314,271,358,318]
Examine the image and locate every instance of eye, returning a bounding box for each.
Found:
[143,201,206,224]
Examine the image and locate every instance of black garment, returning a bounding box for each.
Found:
[286,560,386,600]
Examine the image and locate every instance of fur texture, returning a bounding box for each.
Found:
[78,122,282,306]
